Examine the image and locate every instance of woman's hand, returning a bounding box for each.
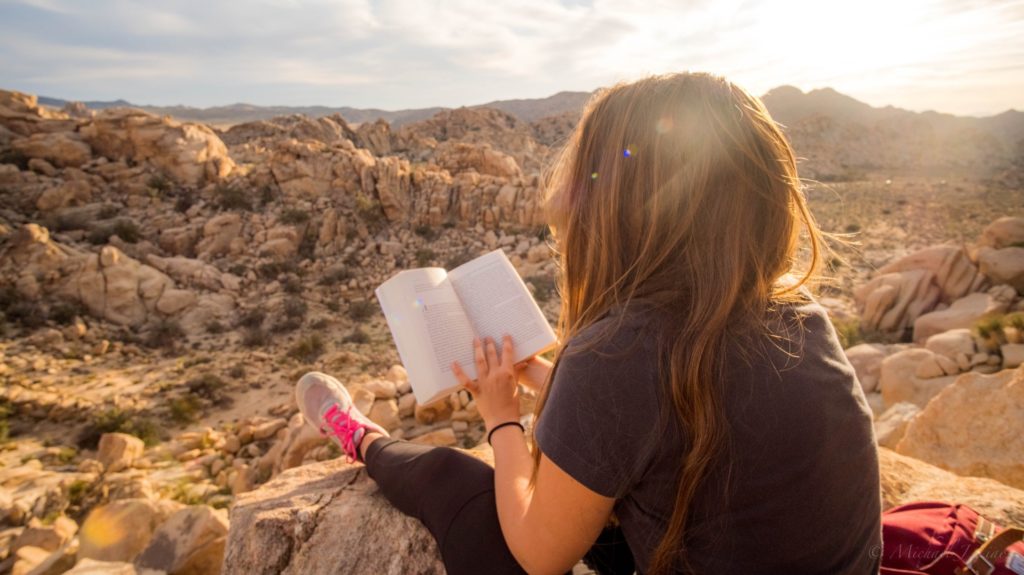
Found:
[452,335,522,430]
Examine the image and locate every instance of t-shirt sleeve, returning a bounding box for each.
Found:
[533,321,664,498]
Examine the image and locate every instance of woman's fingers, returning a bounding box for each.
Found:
[452,361,477,394]
[485,337,499,367]
[473,338,488,378]
[501,334,514,368]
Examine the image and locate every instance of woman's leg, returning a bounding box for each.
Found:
[362,435,529,575]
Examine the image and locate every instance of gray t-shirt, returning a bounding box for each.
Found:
[534,297,882,574]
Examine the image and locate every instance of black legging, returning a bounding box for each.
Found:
[364,436,637,575]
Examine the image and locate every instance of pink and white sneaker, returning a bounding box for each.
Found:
[295,372,390,464]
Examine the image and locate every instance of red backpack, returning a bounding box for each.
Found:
[881,502,1024,575]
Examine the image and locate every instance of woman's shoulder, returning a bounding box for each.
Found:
[563,297,666,358]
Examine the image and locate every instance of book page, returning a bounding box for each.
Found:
[448,249,557,363]
[375,268,476,405]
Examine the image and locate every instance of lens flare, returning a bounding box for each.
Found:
[623,146,633,158]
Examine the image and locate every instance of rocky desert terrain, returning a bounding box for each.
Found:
[0,85,1022,574]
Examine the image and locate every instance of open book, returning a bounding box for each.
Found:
[375,248,558,406]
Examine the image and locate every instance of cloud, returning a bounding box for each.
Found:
[0,0,1019,114]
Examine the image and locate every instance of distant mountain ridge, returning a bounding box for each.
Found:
[36,90,595,128]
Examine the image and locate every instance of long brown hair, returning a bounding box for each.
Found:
[528,72,826,574]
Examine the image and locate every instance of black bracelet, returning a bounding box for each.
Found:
[487,421,525,446]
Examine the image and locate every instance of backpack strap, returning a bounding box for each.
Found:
[958,527,1024,575]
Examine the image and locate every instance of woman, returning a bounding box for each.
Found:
[296,71,882,575]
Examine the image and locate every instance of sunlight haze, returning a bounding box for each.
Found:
[0,0,1021,116]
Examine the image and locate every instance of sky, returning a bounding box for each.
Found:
[0,0,1022,117]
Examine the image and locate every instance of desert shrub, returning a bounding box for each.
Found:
[168,396,202,425]
[283,297,308,319]
[289,334,325,363]
[174,190,196,213]
[87,218,141,244]
[297,231,317,260]
[445,250,474,270]
[187,373,227,401]
[144,318,185,349]
[259,185,277,207]
[282,277,302,294]
[49,299,86,325]
[354,192,383,225]
[326,299,341,312]
[975,316,1007,350]
[228,263,247,277]
[4,298,47,329]
[526,274,556,303]
[112,219,141,243]
[97,204,120,220]
[215,185,250,211]
[77,407,163,448]
[66,479,90,509]
[342,327,370,344]
[237,309,265,330]
[0,398,11,443]
[843,223,862,234]
[415,248,436,267]
[830,317,864,349]
[310,318,329,329]
[319,267,352,286]
[241,327,267,347]
[227,364,246,379]
[273,318,302,333]
[280,208,311,225]
[258,259,301,279]
[86,226,111,245]
[348,300,375,322]
[0,149,30,170]
[205,320,225,334]
[1006,313,1024,343]
[414,225,438,241]
[148,173,172,195]
[51,210,92,231]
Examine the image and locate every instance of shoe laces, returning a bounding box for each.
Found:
[320,403,364,464]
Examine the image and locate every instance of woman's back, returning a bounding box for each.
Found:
[534,297,881,574]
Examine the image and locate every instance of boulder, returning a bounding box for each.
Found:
[1004,344,1024,369]
[895,366,1024,489]
[97,433,145,473]
[65,558,166,574]
[11,545,51,575]
[844,343,889,393]
[913,287,1015,343]
[11,516,77,553]
[11,132,92,168]
[977,246,1024,292]
[259,234,300,260]
[879,348,957,408]
[874,402,921,449]
[222,443,1023,575]
[853,270,940,335]
[409,428,458,447]
[79,109,234,186]
[924,328,976,361]
[367,399,401,432]
[374,156,412,222]
[35,180,93,212]
[976,216,1024,251]
[875,245,984,303]
[222,445,494,575]
[879,448,1024,526]
[135,505,228,575]
[196,214,243,261]
[79,498,183,563]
